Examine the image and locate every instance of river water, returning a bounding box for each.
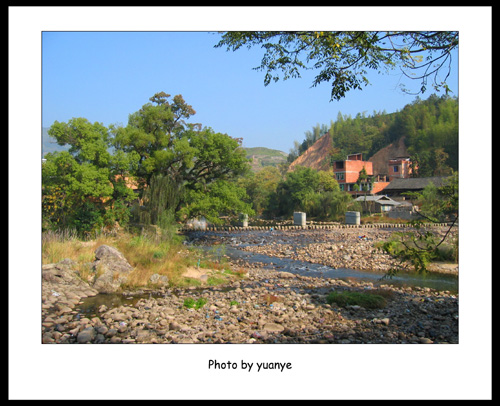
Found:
[188,230,459,293]
[224,246,458,292]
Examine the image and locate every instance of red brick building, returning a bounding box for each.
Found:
[333,153,412,196]
[388,156,413,181]
[333,153,374,194]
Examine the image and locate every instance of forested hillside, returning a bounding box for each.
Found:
[287,94,458,176]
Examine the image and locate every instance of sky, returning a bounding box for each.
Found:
[41,29,458,153]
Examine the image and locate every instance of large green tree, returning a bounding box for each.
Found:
[111,92,253,224]
[266,166,348,220]
[42,118,138,233]
[239,166,282,215]
[216,31,458,101]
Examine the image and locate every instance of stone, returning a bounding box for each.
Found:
[106,328,118,337]
[135,329,155,343]
[111,313,128,322]
[92,245,133,293]
[150,273,169,285]
[263,323,285,332]
[169,321,181,331]
[77,327,96,343]
[41,226,459,345]
[95,325,108,335]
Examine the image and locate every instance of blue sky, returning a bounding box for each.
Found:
[42,30,458,153]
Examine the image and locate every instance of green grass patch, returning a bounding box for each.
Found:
[326,290,387,309]
[183,297,207,309]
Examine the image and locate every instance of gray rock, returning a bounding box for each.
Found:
[77,327,96,343]
[92,245,133,293]
[150,273,169,285]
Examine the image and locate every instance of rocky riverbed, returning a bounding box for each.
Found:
[41,227,459,344]
[187,225,459,275]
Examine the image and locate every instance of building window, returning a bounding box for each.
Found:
[335,172,344,181]
[393,165,399,173]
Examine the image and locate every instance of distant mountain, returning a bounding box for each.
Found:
[243,147,288,172]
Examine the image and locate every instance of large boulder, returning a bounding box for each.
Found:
[92,245,133,293]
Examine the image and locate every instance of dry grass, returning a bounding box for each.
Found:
[42,230,102,266]
[41,230,239,289]
[42,230,192,288]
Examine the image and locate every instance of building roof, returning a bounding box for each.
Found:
[382,176,449,191]
[354,195,401,206]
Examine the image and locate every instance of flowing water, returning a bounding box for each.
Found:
[189,229,458,293]
[222,245,458,292]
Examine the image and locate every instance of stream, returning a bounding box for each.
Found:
[223,246,458,292]
[187,229,459,293]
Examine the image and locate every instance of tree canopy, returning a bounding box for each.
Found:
[216,31,458,101]
[42,92,254,234]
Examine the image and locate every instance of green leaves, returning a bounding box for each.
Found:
[378,173,458,276]
[48,118,111,166]
[43,92,253,232]
[216,31,458,101]
[265,166,347,220]
[179,179,254,225]
[379,225,439,276]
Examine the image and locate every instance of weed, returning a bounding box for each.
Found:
[41,229,248,290]
[183,297,207,309]
[207,275,227,285]
[326,291,387,309]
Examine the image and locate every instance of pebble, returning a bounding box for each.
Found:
[41,263,458,344]
[41,228,459,344]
